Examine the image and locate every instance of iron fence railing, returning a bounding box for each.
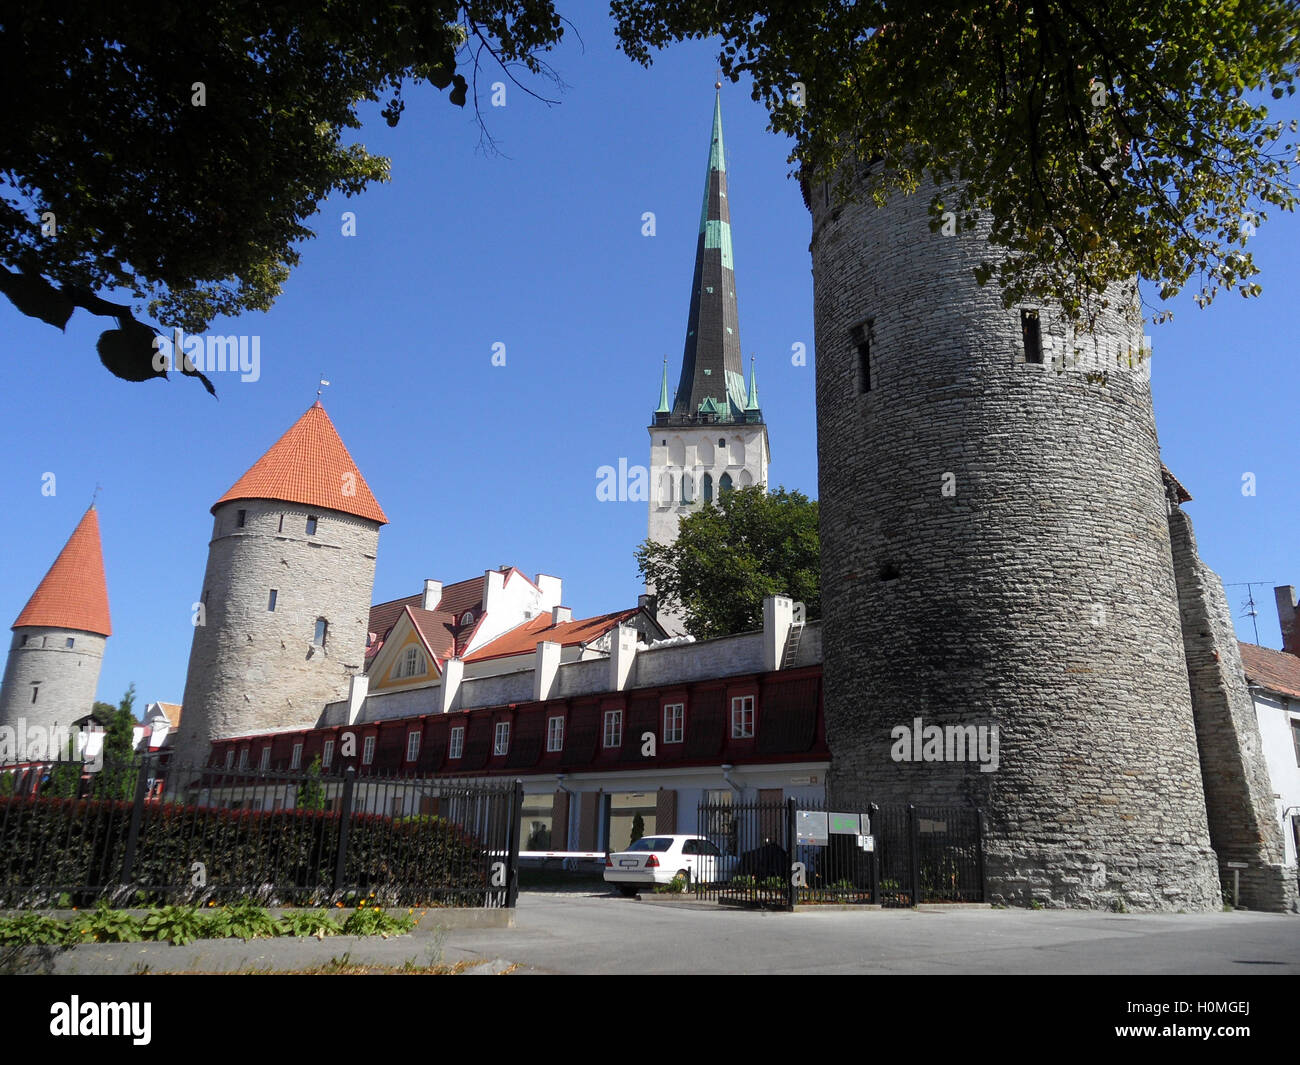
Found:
[695,798,984,910]
[0,755,522,909]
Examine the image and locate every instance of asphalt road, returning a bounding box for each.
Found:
[22,891,1300,975]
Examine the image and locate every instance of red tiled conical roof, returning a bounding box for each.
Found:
[13,506,112,636]
[213,401,387,524]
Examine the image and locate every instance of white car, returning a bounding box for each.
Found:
[603,834,735,895]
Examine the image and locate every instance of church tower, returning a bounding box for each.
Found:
[648,89,770,624]
[1,506,111,736]
[809,171,1222,911]
[175,402,387,765]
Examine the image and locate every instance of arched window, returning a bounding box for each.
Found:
[681,474,693,504]
[314,618,328,647]
[703,473,714,502]
[720,472,734,494]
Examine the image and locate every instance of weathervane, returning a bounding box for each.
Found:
[317,373,330,398]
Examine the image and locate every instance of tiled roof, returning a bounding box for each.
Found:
[408,606,461,663]
[465,607,642,662]
[153,702,183,728]
[13,507,112,636]
[1239,642,1300,701]
[1161,464,1192,504]
[366,574,487,660]
[213,402,387,524]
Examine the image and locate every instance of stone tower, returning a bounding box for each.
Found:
[648,90,769,628]
[0,505,112,737]
[175,401,387,766]
[809,173,1222,910]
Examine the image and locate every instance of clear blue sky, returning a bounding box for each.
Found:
[1,7,1296,707]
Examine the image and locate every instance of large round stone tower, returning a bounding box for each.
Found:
[175,402,387,766]
[809,174,1222,910]
[1,506,112,739]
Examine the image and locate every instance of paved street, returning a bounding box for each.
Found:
[27,890,1300,975]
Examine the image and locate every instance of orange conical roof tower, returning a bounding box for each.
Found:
[12,506,112,637]
[214,401,388,524]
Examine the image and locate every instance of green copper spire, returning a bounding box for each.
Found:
[656,357,671,414]
[746,356,760,411]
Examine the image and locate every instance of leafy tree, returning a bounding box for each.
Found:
[91,684,140,801]
[636,485,819,639]
[297,755,327,812]
[612,0,1300,325]
[629,812,645,847]
[1,2,566,388]
[44,733,83,799]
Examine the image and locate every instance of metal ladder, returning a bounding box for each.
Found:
[780,620,804,670]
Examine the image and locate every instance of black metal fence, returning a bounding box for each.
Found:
[695,797,983,910]
[0,755,522,909]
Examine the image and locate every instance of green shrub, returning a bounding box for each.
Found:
[0,912,67,946]
[340,905,414,937]
[67,902,143,943]
[140,905,207,945]
[276,909,341,938]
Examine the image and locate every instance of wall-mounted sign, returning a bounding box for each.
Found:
[790,775,817,786]
[796,810,828,846]
[829,812,860,835]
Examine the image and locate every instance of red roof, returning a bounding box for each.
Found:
[366,575,487,660]
[213,402,387,524]
[13,507,112,636]
[465,607,642,662]
[1239,642,1300,700]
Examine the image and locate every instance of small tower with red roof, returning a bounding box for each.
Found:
[175,401,387,765]
[0,506,112,735]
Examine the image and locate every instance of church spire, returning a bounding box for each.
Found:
[656,357,670,414]
[746,356,760,411]
[668,87,749,421]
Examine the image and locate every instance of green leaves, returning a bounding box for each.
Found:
[636,484,820,640]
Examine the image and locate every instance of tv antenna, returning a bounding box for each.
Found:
[1225,581,1274,644]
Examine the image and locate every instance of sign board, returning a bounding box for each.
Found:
[1224,862,1248,869]
[829,812,861,835]
[796,810,828,846]
[858,835,875,852]
[789,775,816,786]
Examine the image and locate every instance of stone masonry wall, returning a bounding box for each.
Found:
[175,500,380,764]
[1169,504,1299,912]
[0,627,106,737]
[810,176,1221,910]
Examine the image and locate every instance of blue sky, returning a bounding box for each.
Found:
[1,7,1296,706]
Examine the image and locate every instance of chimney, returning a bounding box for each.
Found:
[610,625,638,691]
[1276,585,1299,656]
[422,580,442,611]
[439,658,464,714]
[536,573,562,609]
[534,641,561,701]
[551,605,572,626]
[484,569,506,614]
[345,673,369,726]
[763,595,794,671]
[638,593,657,621]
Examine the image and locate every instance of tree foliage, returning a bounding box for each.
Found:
[0,1,566,387]
[636,485,819,640]
[297,755,327,812]
[611,0,1300,325]
[91,684,140,802]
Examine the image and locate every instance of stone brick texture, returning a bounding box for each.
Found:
[1170,504,1300,912]
[810,175,1222,911]
[175,500,380,765]
[0,627,106,735]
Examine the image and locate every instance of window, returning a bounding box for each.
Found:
[237,509,247,528]
[494,721,510,756]
[224,750,234,770]
[314,618,328,647]
[238,749,249,769]
[259,747,271,771]
[680,474,693,504]
[719,472,733,494]
[851,319,873,393]
[1021,309,1043,363]
[278,515,284,532]
[31,686,38,704]
[1292,718,1300,766]
[718,438,726,448]
[322,739,334,769]
[396,645,426,679]
[547,716,565,752]
[450,726,465,760]
[65,637,75,649]
[268,589,277,612]
[703,473,713,502]
[731,695,755,739]
[603,709,623,748]
[406,731,421,762]
[291,742,302,770]
[362,735,375,765]
[663,703,684,744]
[306,515,319,536]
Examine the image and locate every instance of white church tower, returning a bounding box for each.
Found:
[647,88,770,628]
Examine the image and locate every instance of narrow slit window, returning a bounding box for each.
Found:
[306,515,318,536]
[1022,309,1043,364]
[850,320,874,393]
[237,509,247,528]
[268,589,277,612]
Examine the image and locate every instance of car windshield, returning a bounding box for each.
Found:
[624,837,674,852]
